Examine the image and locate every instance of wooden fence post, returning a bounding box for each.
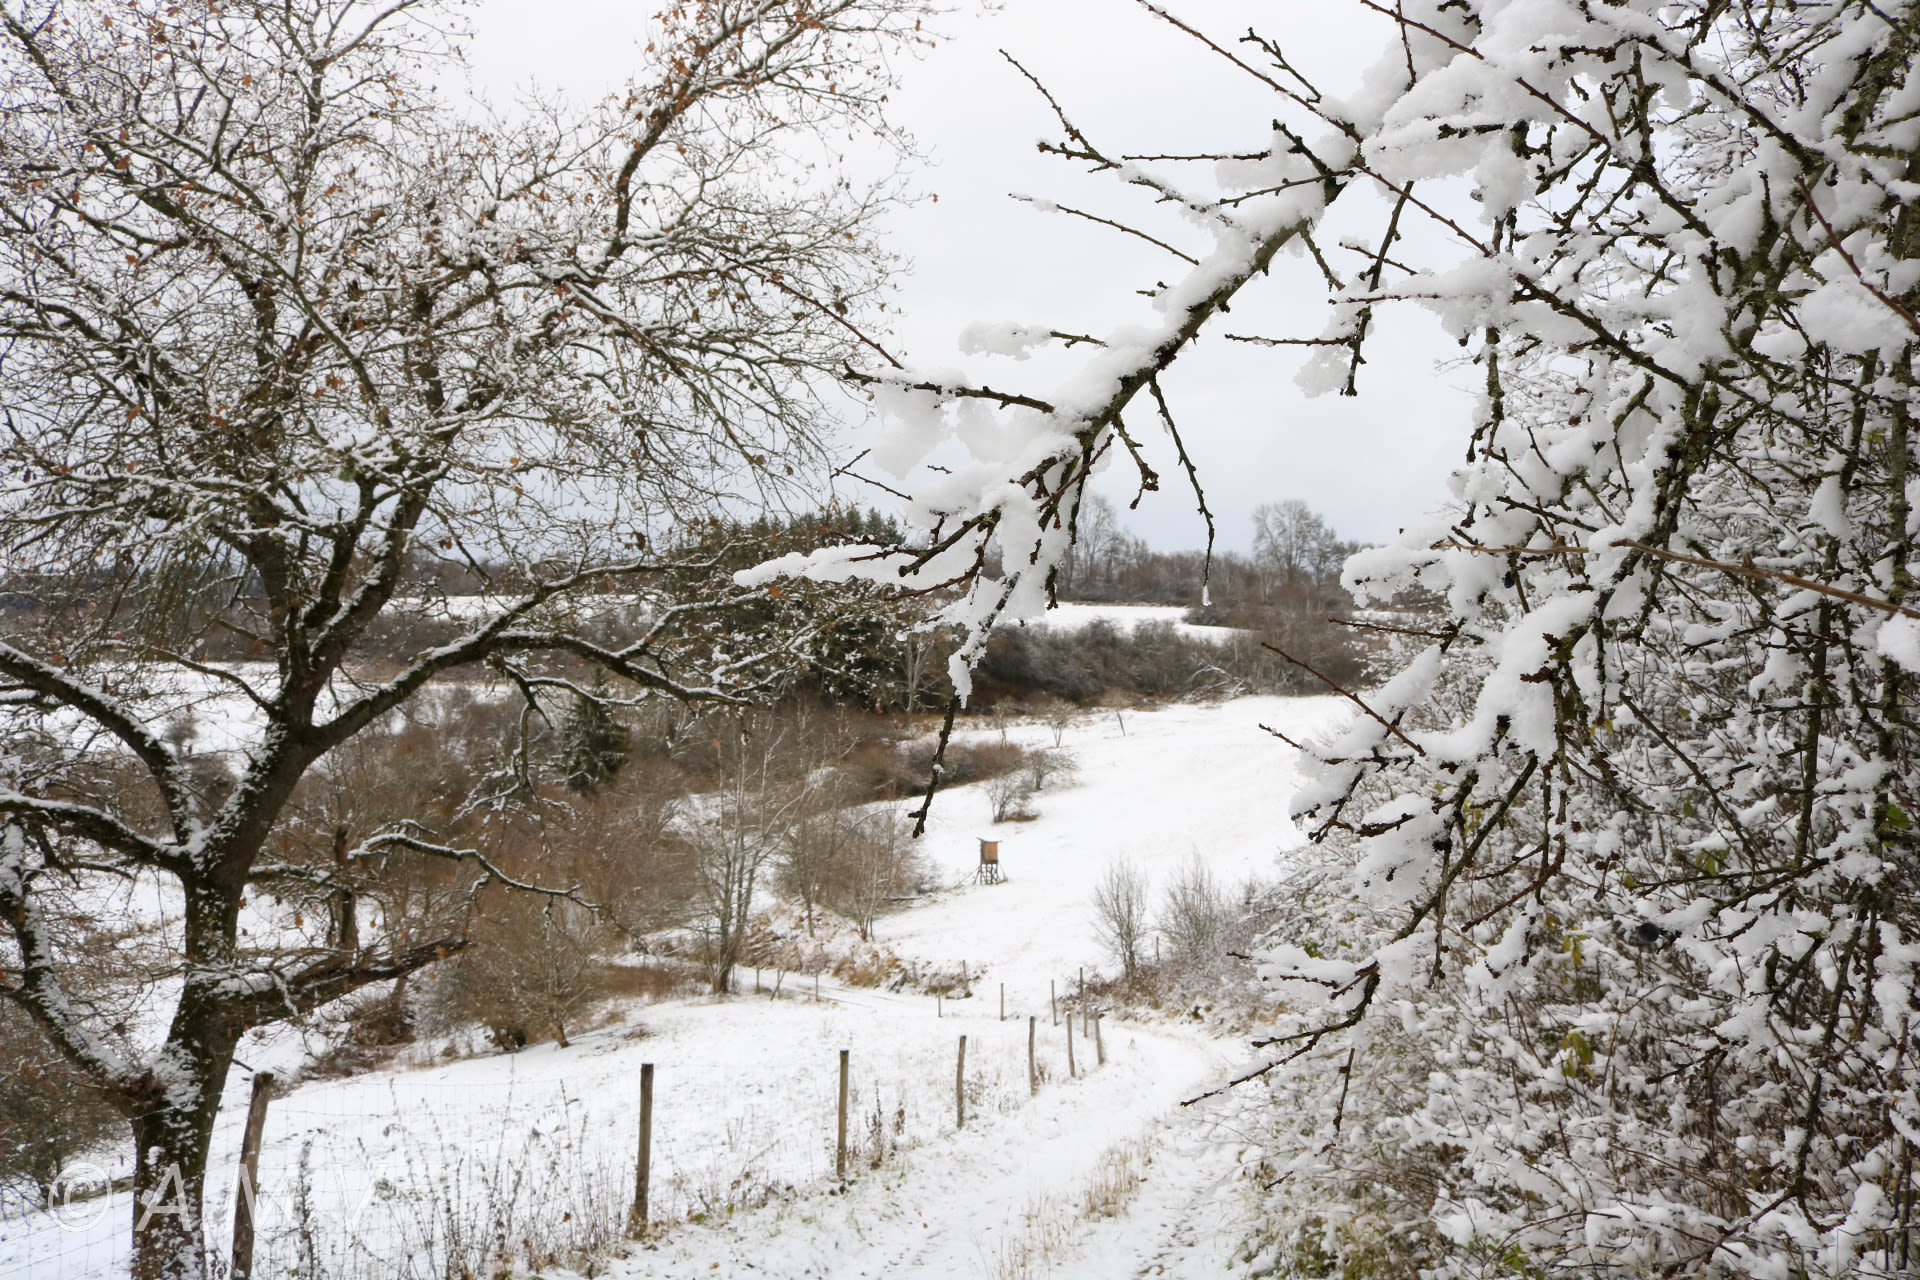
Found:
[229,1071,273,1280]
[956,1035,968,1128]
[836,1049,850,1180]
[630,1062,654,1235]
[1050,979,1057,1026]
[999,982,1005,1021]
[1095,1013,1106,1066]
[1028,1016,1037,1096]
[1066,1013,1076,1078]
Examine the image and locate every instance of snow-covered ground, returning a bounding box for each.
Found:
[3,694,1349,1280]
[1006,601,1236,642]
[895,696,1350,1015]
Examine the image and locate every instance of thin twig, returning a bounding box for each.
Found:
[1120,150,1272,162]
[1224,333,1356,347]
[1330,616,1457,642]
[1259,722,1304,749]
[1261,640,1426,755]
[1013,195,1198,265]
[843,366,1057,414]
[828,448,916,500]
[838,469,914,502]
[1148,377,1215,595]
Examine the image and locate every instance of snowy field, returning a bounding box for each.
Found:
[3,694,1350,1280]
[894,695,1351,1015]
[1004,601,1236,642]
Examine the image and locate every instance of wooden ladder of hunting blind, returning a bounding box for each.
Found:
[976,839,1003,885]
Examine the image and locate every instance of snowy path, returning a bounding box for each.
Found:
[1073,1091,1261,1279]
[609,1019,1233,1278]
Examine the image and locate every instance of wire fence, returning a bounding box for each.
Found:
[1,981,1111,1280]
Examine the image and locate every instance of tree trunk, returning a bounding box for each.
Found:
[120,855,256,1280]
[128,1019,238,1280]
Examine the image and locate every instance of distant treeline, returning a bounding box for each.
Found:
[1,500,1370,711]
[1055,496,1363,608]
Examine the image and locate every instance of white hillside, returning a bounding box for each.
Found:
[891,695,1351,1007]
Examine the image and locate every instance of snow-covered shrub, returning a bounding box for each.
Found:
[0,1003,122,1212]
[444,895,619,1050]
[752,0,1920,1269]
[1248,0,1920,1261]
[988,770,1040,823]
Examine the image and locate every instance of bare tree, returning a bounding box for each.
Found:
[1041,700,1077,748]
[824,808,923,941]
[775,794,860,936]
[685,717,811,993]
[896,627,952,716]
[0,1,930,1274]
[1024,747,1074,793]
[986,769,1037,822]
[567,758,696,943]
[452,893,615,1051]
[1090,858,1149,982]
[1159,854,1228,973]
[1057,493,1152,599]
[1249,501,1349,594]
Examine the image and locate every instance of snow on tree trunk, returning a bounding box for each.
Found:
[0,2,934,1275]
[127,1057,227,1280]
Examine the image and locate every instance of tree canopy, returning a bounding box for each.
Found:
[0,0,931,1274]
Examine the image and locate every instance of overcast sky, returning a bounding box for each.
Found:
[464,0,1475,552]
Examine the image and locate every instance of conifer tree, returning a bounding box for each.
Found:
[558,679,632,795]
